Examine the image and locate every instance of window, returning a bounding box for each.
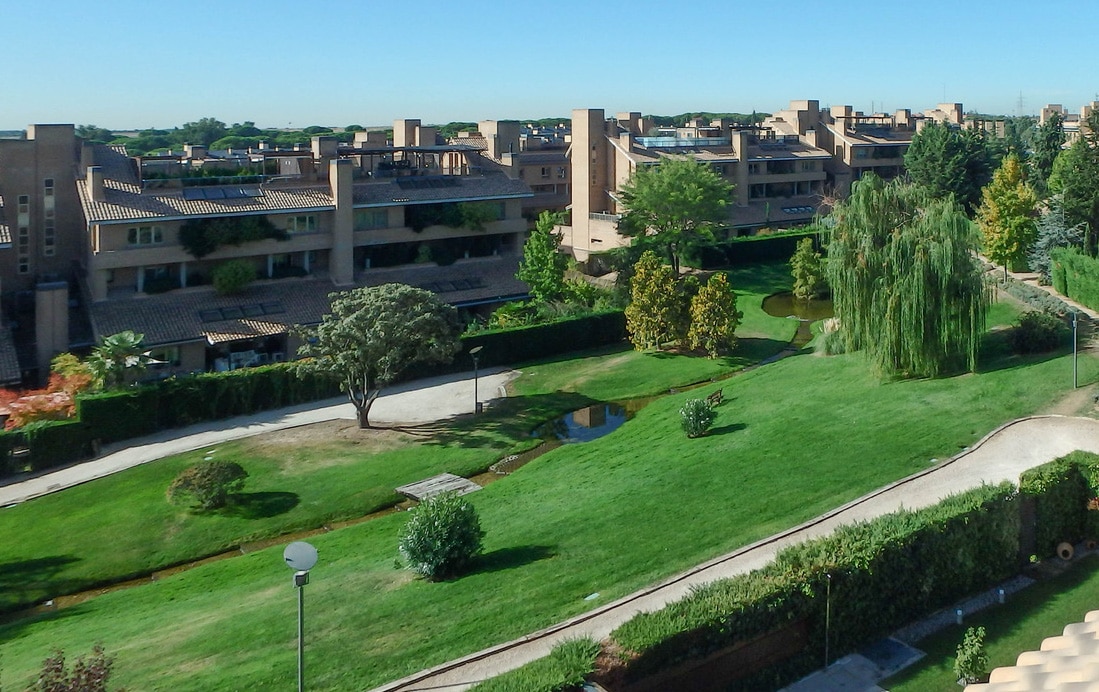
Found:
[540,167,550,179]
[17,225,29,274]
[712,164,726,176]
[287,215,317,233]
[43,178,54,196]
[148,346,181,368]
[17,195,29,215]
[801,161,816,172]
[557,167,567,179]
[354,210,388,230]
[747,163,760,175]
[127,226,163,245]
[43,218,55,256]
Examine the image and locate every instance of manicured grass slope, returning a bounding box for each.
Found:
[885,554,1099,691]
[1,334,1091,690]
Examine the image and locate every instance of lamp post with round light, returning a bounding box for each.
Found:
[283,541,318,692]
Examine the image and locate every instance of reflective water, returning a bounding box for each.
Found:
[761,292,835,321]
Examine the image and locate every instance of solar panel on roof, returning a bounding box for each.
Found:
[199,309,223,322]
[223,188,246,199]
[260,301,285,314]
[243,188,263,197]
[204,188,226,199]
[183,188,204,201]
[242,304,264,317]
[220,306,243,319]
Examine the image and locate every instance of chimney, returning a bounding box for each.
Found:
[184,143,207,160]
[87,166,105,202]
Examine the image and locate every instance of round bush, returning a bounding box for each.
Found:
[167,460,248,510]
[399,492,484,580]
[680,398,717,438]
[1011,310,1066,354]
[212,260,257,295]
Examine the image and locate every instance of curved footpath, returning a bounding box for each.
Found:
[0,367,518,507]
[371,415,1099,692]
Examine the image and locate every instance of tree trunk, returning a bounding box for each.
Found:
[354,389,381,429]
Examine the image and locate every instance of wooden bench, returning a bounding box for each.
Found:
[706,388,723,407]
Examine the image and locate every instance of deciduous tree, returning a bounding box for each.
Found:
[687,273,743,357]
[618,157,732,275]
[295,284,461,428]
[517,211,569,302]
[827,175,989,378]
[977,154,1038,276]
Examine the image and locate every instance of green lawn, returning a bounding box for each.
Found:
[0,298,1092,690]
[0,264,795,618]
[885,555,1099,691]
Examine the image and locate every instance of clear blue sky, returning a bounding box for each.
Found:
[3,0,1095,131]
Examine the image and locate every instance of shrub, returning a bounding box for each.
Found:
[212,260,257,295]
[817,318,847,355]
[399,491,484,580]
[34,643,115,692]
[167,460,248,510]
[1011,310,1067,353]
[954,626,989,685]
[680,398,716,438]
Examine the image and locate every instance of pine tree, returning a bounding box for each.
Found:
[790,237,827,301]
[517,211,569,302]
[977,154,1038,277]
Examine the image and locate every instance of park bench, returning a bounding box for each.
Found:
[706,388,723,407]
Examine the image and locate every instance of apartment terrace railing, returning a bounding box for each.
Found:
[636,136,730,148]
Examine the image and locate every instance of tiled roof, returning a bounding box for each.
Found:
[514,152,569,165]
[89,256,529,348]
[729,195,824,228]
[0,327,20,385]
[78,146,531,223]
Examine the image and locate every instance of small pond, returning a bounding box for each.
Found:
[762,292,835,348]
[532,398,654,444]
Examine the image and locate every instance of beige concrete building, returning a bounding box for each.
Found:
[0,120,536,381]
[562,100,968,260]
[1040,101,1099,142]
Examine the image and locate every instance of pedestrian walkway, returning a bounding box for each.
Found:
[0,367,517,507]
[370,415,1099,692]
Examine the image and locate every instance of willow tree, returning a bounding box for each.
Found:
[827,174,990,378]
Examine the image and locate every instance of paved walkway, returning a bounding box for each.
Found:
[371,415,1099,692]
[0,368,517,507]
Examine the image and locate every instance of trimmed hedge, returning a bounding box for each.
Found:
[683,229,824,270]
[1019,450,1099,557]
[612,482,1020,690]
[454,311,626,371]
[1051,248,1099,311]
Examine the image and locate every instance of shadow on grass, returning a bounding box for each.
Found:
[223,492,300,519]
[0,555,82,615]
[708,422,747,436]
[473,545,557,576]
[735,337,795,364]
[975,328,1068,374]
[0,601,90,641]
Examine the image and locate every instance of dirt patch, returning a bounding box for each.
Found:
[1042,382,1099,418]
[238,419,412,456]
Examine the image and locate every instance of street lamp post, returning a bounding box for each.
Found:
[283,541,318,692]
[470,346,483,414]
[1073,311,1079,389]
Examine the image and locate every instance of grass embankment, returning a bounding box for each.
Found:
[1,294,1093,690]
[0,264,796,619]
[885,555,1099,691]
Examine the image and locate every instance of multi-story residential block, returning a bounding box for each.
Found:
[1040,102,1099,142]
[0,120,533,382]
[451,120,570,216]
[562,100,966,260]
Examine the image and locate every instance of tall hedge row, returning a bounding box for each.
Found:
[1019,450,1099,557]
[611,482,1021,690]
[1051,248,1099,311]
[683,229,824,269]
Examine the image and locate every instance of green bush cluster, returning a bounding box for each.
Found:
[683,229,823,269]
[1051,248,1099,311]
[611,483,1019,689]
[166,460,248,510]
[1011,310,1068,353]
[998,275,1073,315]
[470,638,601,692]
[680,398,716,438]
[450,311,626,373]
[211,260,257,295]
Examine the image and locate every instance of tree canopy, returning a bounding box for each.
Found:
[1029,197,1085,284]
[903,121,994,213]
[827,174,989,378]
[977,154,1038,275]
[1048,111,1099,255]
[618,157,732,275]
[624,251,681,350]
[1029,111,1065,193]
[517,211,569,302]
[687,272,743,358]
[790,236,827,301]
[295,284,460,428]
